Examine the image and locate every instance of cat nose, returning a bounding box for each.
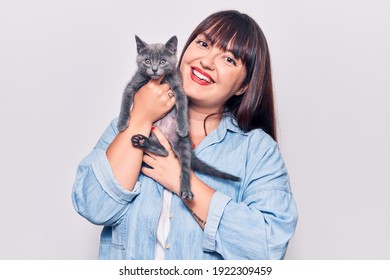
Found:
[152,66,158,72]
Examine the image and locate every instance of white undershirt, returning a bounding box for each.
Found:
[155,189,173,259]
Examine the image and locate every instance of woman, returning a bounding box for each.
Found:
[72,10,298,260]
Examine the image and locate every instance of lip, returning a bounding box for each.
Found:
[190,67,215,86]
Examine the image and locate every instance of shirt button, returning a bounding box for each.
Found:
[165,243,171,249]
[169,212,174,219]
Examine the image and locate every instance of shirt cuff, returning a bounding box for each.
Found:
[92,149,141,204]
[203,191,231,252]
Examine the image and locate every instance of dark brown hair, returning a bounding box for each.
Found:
[179,10,277,141]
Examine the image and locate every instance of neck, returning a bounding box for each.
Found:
[188,102,223,120]
[189,107,222,137]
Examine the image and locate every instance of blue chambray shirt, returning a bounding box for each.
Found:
[72,115,298,259]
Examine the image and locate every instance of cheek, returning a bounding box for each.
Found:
[180,44,196,65]
[229,70,247,92]
[180,71,196,98]
[222,72,244,92]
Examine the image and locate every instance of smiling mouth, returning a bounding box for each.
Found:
[191,67,215,84]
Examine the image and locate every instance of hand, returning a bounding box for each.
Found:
[141,127,181,195]
[131,77,175,125]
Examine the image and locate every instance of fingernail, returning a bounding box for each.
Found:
[151,126,156,131]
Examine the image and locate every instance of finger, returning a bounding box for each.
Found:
[166,88,175,100]
[141,166,153,178]
[162,84,171,93]
[142,153,156,166]
[151,127,172,151]
[148,79,171,95]
[144,152,156,160]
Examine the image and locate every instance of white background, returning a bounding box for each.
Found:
[0,0,389,259]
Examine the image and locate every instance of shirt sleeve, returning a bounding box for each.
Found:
[203,136,298,259]
[71,118,141,226]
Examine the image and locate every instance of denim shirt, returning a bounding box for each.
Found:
[72,115,298,260]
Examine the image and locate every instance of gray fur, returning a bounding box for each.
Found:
[118,35,240,200]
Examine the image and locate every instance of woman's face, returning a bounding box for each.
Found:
[180,33,247,111]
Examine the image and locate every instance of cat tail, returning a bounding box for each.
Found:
[191,154,241,182]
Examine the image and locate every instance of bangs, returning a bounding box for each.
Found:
[201,15,256,64]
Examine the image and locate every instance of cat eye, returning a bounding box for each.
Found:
[159,59,166,65]
[145,59,151,64]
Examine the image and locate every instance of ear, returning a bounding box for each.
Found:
[165,36,178,55]
[235,84,248,96]
[135,35,148,54]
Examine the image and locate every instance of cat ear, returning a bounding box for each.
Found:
[165,36,178,55]
[135,35,148,54]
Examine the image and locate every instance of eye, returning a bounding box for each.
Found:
[145,59,151,64]
[196,40,208,48]
[159,59,166,65]
[224,55,237,66]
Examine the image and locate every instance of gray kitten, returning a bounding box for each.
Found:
[117,35,240,200]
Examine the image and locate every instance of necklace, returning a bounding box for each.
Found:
[189,112,222,149]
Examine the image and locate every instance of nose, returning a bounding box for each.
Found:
[200,49,217,71]
[152,65,158,72]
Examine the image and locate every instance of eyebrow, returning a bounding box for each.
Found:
[200,32,236,55]
[200,32,214,44]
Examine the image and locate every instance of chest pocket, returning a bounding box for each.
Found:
[112,221,127,250]
[110,212,129,259]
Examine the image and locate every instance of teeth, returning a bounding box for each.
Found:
[193,69,212,83]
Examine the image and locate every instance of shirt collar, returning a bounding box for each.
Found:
[194,114,247,155]
[220,113,248,135]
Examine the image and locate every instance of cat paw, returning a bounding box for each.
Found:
[180,190,194,200]
[131,134,148,148]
